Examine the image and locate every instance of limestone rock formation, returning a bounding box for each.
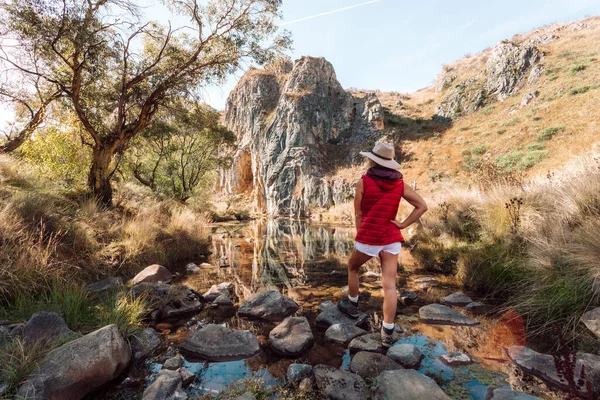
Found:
[435,41,541,120]
[485,42,541,100]
[222,56,384,216]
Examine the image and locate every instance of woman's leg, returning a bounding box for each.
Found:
[347,249,373,298]
[380,250,399,324]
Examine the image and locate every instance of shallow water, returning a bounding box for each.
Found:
[93,219,520,399]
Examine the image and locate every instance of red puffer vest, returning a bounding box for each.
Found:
[355,175,405,245]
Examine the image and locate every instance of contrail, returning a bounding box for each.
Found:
[279,0,381,27]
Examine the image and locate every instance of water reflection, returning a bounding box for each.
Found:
[182,219,358,303]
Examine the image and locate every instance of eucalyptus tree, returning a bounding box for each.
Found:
[130,101,235,202]
[0,0,289,204]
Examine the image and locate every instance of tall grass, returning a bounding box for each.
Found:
[0,154,211,302]
[412,156,600,345]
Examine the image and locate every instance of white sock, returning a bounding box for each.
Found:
[348,295,359,304]
[383,321,395,330]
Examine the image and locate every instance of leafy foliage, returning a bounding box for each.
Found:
[19,125,91,188]
[0,0,290,203]
[128,102,235,202]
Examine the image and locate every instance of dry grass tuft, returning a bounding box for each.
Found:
[411,156,600,345]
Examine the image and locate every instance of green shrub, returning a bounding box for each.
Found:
[569,64,586,75]
[471,145,487,155]
[496,152,523,171]
[19,127,91,189]
[526,143,545,151]
[538,126,566,141]
[482,106,494,116]
[502,118,519,127]
[462,155,482,171]
[570,86,591,95]
[497,128,506,135]
[519,150,549,170]
[544,67,561,75]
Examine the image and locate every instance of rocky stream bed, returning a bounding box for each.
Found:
[2,220,600,400]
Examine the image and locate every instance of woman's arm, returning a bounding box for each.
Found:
[354,179,364,231]
[391,184,428,229]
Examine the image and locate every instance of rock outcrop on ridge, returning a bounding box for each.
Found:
[221,56,384,217]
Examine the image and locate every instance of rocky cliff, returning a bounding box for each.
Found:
[220,56,384,217]
[434,41,542,119]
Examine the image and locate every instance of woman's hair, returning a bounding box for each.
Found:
[367,159,378,168]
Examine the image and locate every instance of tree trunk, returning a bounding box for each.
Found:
[88,145,114,205]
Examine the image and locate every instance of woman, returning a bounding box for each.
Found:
[338,142,428,347]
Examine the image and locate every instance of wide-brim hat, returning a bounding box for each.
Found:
[359,142,401,170]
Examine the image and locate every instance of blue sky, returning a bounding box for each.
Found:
[193,0,600,110]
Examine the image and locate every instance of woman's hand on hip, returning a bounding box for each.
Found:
[391,219,408,230]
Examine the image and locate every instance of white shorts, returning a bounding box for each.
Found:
[355,241,401,257]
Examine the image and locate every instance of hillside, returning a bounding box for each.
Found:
[347,17,600,201]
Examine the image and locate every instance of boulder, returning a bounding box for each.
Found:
[269,317,314,357]
[581,307,600,339]
[413,277,437,284]
[419,304,479,326]
[0,325,11,345]
[315,305,369,329]
[238,290,299,322]
[142,369,187,400]
[507,346,600,397]
[313,365,369,400]
[398,291,418,306]
[132,264,172,285]
[317,300,335,313]
[163,356,184,370]
[162,299,203,319]
[23,312,75,344]
[465,302,487,313]
[520,91,539,106]
[185,263,200,274]
[213,294,233,306]
[180,324,260,361]
[179,368,195,387]
[485,388,541,400]
[387,344,423,369]
[232,393,256,400]
[441,292,473,307]
[217,282,234,291]
[371,369,451,400]
[350,351,403,379]
[85,277,123,295]
[131,328,162,360]
[325,324,367,346]
[287,363,313,384]
[203,285,229,302]
[439,352,473,366]
[17,325,131,400]
[299,377,313,391]
[348,333,385,353]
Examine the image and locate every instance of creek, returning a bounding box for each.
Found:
[95,219,526,399]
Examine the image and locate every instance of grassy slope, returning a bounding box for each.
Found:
[341,17,600,201]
